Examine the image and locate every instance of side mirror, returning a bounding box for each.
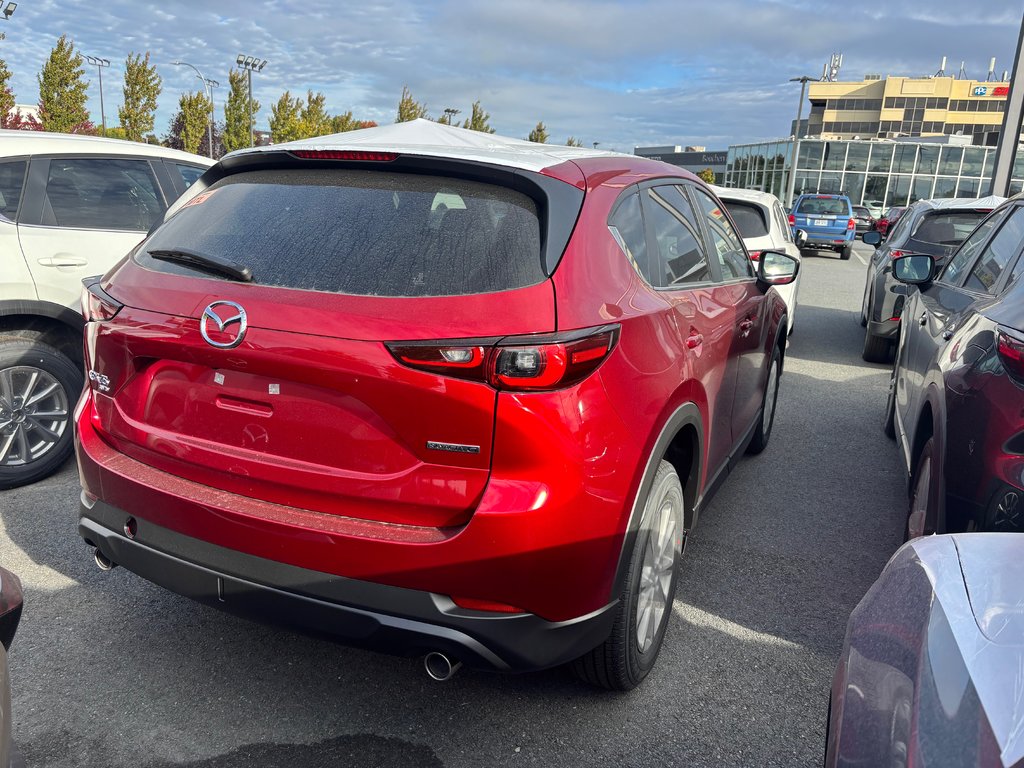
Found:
[794,229,808,248]
[891,254,935,285]
[862,231,882,246]
[0,567,23,651]
[758,250,799,286]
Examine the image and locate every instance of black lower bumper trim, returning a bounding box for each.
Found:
[79,498,616,673]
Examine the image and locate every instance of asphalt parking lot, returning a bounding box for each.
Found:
[1,239,907,768]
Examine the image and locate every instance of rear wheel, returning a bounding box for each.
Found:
[747,344,781,455]
[572,460,683,691]
[840,244,853,261]
[905,437,938,540]
[0,339,81,490]
[862,327,891,363]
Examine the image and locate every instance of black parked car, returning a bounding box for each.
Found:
[885,194,1024,538]
[860,196,1003,362]
[851,205,875,237]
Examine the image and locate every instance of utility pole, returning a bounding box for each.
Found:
[172,61,217,158]
[784,75,815,207]
[85,56,111,137]
[236,54,267,147]
[989,14,1024,196]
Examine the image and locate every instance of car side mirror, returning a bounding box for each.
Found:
[891,254,935,285]
[758,250,799,286]
[0,567,23,651]
[862,231,882,246]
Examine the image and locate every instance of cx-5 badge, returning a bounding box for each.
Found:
[426,441,481,454]
[200,301,248,349]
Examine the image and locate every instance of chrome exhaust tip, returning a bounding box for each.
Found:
[424,651,462,681]
[93,548,117,571]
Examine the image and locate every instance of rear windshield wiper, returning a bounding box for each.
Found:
[147,247,253,283]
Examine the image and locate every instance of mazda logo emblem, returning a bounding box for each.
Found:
[200,301,248,349]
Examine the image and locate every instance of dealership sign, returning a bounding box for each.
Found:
[973,85,1010,97]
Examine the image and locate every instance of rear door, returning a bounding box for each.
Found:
[17,155,169,309]
[91,163,559,528]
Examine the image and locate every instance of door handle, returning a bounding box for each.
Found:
[919,312,927,326]
[941,328,955,341]
[37,256,88,268]
[739,319,754,336]
[686,333,704,350]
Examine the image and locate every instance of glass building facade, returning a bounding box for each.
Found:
[724,139,1024,207]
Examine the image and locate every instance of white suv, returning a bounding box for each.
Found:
[0,131,211,488]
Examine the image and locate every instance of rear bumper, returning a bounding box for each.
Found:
[79,496,617,672]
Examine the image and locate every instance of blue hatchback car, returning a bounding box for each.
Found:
[790,194,855,260]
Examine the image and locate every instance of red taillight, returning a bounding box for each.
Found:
[847,218,856,230]
[788,214,795,226]
[387,325,620,392]
[998,329,1024,380]
[748,251,762,261]
[80,279,123,322]
[450,596,527,614]
[289,150,398,161]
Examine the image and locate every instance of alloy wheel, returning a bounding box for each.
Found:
[907,454,931,539]
[0,365,71,467]
[762,358,779,435]
[635,488,682,654]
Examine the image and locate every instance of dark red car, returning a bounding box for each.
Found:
[886,194,1024,537]
[873,206,906,238]
[75,122,797,690]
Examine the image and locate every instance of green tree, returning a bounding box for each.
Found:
[0,57,16,129]
[697,168,716,184]
[103,126,129,140]
[565,136,584,147]
[175,90,211,155]
[461,100,495,133]
[118,52,161,142]
[269,90,303,144]
[223,69,258,152]
[299,90,330,138]
[527,121,548,143]
[396,85,428,123]
[37,34,92,133]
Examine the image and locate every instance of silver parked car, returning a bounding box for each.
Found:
[826,534,1024,767]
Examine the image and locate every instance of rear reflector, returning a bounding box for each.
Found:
[450,596,527,614]
[289,150,399,161]
[388,325,620,392]
[998,329,1024,380]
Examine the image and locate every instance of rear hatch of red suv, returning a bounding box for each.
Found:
[84,154,581,528]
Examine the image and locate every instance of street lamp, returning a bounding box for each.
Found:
[85,55,111,137]
[236,53,267,147]
[0,3,16,42]
[172,61,217,158]
[784,75,816,208]
[442,107,460,125]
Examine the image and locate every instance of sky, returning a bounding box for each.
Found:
[2,0,1022,152]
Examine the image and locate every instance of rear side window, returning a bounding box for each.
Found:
[42,158,164,231]
[911,212,987,245]
[796,197,849,216]
[139,169,543,297]
[174,163,205,188]
[720,200,768,239]
[608,191,649,280]
[644,185,710,287]
[773,202,792,243]
[0,160,27,221]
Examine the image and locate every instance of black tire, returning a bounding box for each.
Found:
[572,460,683,691]
[747,344,782,455]
[905,437,938,541]
[840,244,853,261]
[882,374,897,439]
[0,338,82,490]
[862,327,891,363]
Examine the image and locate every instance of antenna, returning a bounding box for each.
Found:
[957,61,967,80]
[1004,70,1010,82]
[825,52,844,82]
[935,56,947,77]
[988,58,996,81]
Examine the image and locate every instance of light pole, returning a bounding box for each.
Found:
[989,14,1024,196]
[172,61,216,158]
[784,75,816,208]
[442,107,460,125]
[85,56,111,137]
[0,3,16,41]
[236,54,267,147]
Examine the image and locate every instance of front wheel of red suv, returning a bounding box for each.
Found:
[572,460,683,691]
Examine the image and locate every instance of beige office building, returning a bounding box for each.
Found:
[805,74,1008,145]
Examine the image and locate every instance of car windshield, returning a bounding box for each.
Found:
[720,200,769,238]
[911,211,988,246]
[797,197,847,215]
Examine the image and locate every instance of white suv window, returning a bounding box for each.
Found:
[0,160,27,221]
[42,157,164,231]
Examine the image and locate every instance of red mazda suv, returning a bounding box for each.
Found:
[75,121,797,690]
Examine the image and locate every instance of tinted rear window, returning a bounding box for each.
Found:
[796,197,849,216]
[137,169,543,297]
[721,200,769,238]
[911,211,987,245]
[0,160,27,221]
